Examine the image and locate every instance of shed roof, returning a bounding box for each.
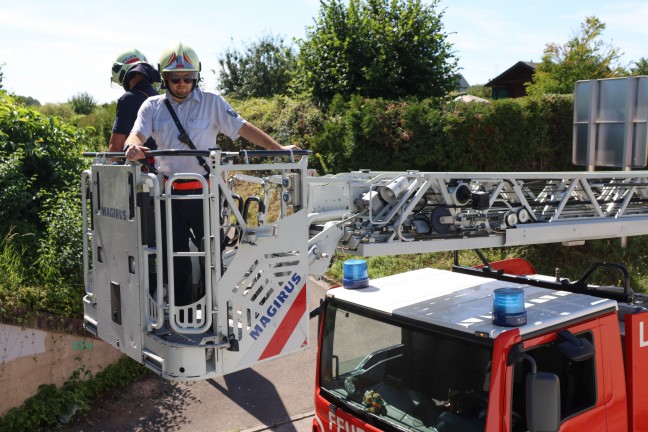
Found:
[486,61,539,87]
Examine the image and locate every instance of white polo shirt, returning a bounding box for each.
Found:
[132,88,246,176]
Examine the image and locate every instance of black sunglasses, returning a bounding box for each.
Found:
[169,75,194,84]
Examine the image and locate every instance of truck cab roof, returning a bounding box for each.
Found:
[326,268,618,339]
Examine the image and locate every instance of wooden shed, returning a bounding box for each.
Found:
[486,61,539,99]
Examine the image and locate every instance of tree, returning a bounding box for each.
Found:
[38,102,75,119]
[296,0,459,102]
[68,91,96,115]
[630,58,648,76]
[216,33,296,98]
[14,95,41,107]
[0,63,4,90]
[526,16,626,96]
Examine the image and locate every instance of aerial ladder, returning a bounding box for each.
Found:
[81,148,648,380]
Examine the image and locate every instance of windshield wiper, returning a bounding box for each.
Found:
[366,411,412,432]
[322,389,366,418]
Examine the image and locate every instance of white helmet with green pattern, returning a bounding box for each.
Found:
[111,49,148,89]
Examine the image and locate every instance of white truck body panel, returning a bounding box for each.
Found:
[327,268,618,338]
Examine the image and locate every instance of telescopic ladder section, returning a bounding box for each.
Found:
[306,170,648,266]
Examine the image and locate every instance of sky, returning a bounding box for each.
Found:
[1,0,647,105]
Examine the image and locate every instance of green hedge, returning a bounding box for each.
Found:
[229,93,575,174]
[442,95,574,172]
[218,95,324,152]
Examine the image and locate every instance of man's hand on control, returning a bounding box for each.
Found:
[125,144,149,161]
[281,144,301,151]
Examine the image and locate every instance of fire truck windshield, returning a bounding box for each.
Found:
[319,301,493,431]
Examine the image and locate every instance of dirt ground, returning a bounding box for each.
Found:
[63,363,317,432]
[64,373,189,432]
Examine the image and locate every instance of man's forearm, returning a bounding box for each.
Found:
[108,133,128,162]
[109,133,128,153]
[124,132,146,148]
[238,123,283,150]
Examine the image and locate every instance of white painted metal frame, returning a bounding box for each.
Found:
[306,170,648,259]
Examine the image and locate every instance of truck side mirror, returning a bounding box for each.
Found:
[526,372,560,432]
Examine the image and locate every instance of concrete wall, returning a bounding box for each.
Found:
[0,322,123,415]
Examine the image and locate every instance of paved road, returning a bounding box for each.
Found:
[67,277,329,432]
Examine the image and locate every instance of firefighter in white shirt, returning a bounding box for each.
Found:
[125,42,299,305]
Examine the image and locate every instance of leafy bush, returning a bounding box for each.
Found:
[37,187,85,286]
[0,151,37,233]
[75,102,117,150]
[307,93,574,174]
[68,92,96,115]
[1,94,94,209]
[0,358,149,432]
[194,92,577,175]
[224,95,324,151]
[37,103,75,119]
[0,92,96,303]
[0,227,83,322]
[315,96,440,171]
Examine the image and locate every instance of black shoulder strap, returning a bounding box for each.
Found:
[164,99,211,174]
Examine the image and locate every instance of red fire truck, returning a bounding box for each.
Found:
[313,260,648,432]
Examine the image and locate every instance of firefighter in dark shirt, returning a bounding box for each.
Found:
[109,49,161,158]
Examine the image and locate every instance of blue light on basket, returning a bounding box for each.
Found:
[492,287,527,327]
[342,259,369,289]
